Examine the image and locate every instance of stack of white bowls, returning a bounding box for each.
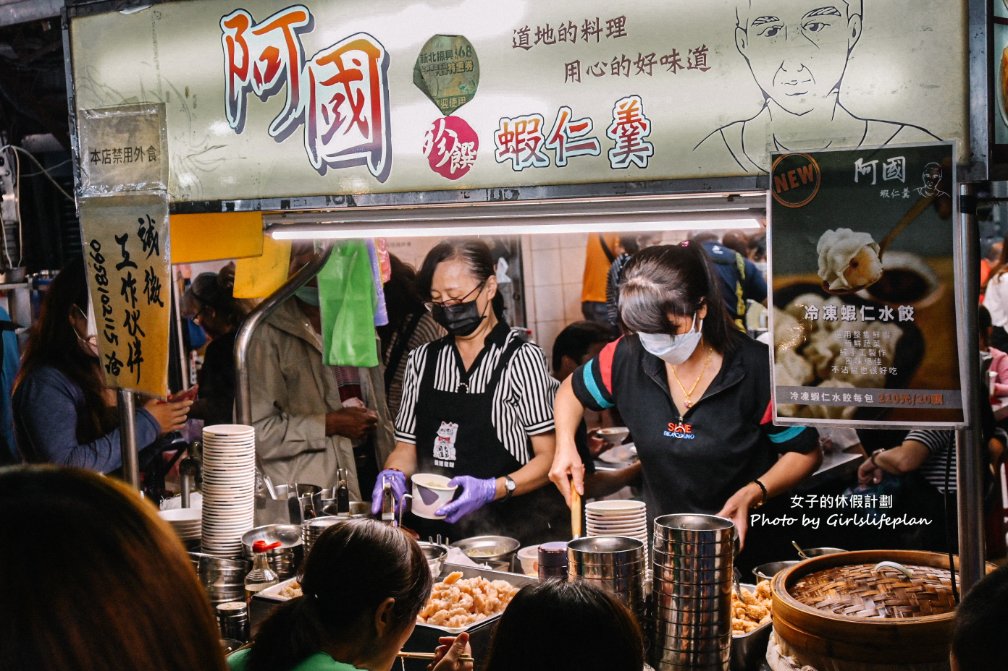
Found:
[201,424,256,557]
[158,506,202,544]
[586,499,650,580]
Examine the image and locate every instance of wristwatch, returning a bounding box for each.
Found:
[502,475,517,500]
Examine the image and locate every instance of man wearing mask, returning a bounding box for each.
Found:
[247,244,394,497]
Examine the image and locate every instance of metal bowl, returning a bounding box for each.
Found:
[451,535,520,570]
[800,546,846,558]
[595,426,630,445]
[241,524,304,579]
[418,541,448,577]
[751,560,799,582]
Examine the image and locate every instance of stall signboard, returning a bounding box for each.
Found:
[80,193,172,399]
[67,0,968,203]
[768,142,965,428]
[77,104,168,196]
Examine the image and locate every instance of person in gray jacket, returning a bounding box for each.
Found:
[247,249,393,498]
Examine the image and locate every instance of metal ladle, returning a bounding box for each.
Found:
[792,540,809,560]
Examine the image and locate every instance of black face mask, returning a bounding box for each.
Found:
[431,299,485,336]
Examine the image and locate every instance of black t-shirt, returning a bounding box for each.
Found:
[571,331,816,519]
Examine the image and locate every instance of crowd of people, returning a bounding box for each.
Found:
[2,225,1006,668]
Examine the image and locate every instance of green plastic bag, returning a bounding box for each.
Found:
[318,241,379,367]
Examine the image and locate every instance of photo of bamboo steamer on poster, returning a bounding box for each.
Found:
[768,142,966,428]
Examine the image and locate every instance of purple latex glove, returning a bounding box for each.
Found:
[370,469,407,516]
[436,476,497,524]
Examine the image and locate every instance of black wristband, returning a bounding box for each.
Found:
[752,479,768,509]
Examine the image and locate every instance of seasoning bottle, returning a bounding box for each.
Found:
[244,540,280,603]
[336,467,350,517]
[381,475,395,525]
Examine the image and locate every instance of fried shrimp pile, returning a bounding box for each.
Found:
[418,571,519,628]
[731,580,772,635]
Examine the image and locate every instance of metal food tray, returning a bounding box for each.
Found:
[416,562,537,634]
[730,583,772,671]
[407,563,535,670]
[249,563,534,668]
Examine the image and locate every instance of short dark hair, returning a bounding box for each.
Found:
[721,230,749,256]
[551,321,614,374]
[979,304,992,332]
[951,565,1008,670]
[482,581,644,671]
[246,519,432,671]
[618,242,736,354]
[689,231,719,245]
[417,238,504,319]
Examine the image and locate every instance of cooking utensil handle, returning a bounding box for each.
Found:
[571,487,582,539]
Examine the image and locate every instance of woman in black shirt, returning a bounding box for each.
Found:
[550,242,821,547]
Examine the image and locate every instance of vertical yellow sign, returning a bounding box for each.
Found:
[80,192,171,398]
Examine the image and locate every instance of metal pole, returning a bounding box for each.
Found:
[171,270,191,388]
[234,243,333,426]
[957,182,985,593]
[117,388,141,490]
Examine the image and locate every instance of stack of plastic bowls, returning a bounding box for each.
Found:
[651,514,735,671]
[568,536,647,618]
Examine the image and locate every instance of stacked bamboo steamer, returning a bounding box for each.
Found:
[769,550,979,671]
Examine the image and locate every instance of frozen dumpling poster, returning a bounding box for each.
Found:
[768,143,965,428]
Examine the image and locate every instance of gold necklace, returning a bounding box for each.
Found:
[671,346,712,409]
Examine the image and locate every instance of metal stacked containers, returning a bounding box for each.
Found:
[652,514,735,671]
[567,536,647,618]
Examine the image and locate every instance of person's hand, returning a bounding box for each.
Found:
[857,457,883,486]
[548,443,586,506]
[436,476,496,524]
[325,407,378,440]
[370,469,407,516]
[143,397,193,436]
[430,632,472,671]
[716,483,761,551]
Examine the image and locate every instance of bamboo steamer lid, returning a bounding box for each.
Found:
[770,550,962,671]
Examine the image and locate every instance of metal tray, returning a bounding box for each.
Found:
[249,563,535,669]
[415,562,537,634]
[729,583,772,671]
[407,564,535,671]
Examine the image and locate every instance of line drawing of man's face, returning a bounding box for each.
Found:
[922,163,942,192]
[736,0,862,116]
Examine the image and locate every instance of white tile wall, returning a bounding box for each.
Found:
[522,233,590,369]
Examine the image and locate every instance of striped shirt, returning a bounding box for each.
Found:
[384,312,445,418]
[394,323,558,465]
[905,430,955,493]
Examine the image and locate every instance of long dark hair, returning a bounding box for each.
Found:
[246,519,433,671]
[14,256,116,440]
[483,581,644,671]
[618,242,736,354]
[417,239,505,319]
[377,254,426,355]
[0,465,227,671]
[994,232,1008,278]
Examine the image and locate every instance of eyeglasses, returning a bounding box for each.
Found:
[424,280,485,312]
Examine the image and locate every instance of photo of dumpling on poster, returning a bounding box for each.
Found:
[768,142,965,428]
